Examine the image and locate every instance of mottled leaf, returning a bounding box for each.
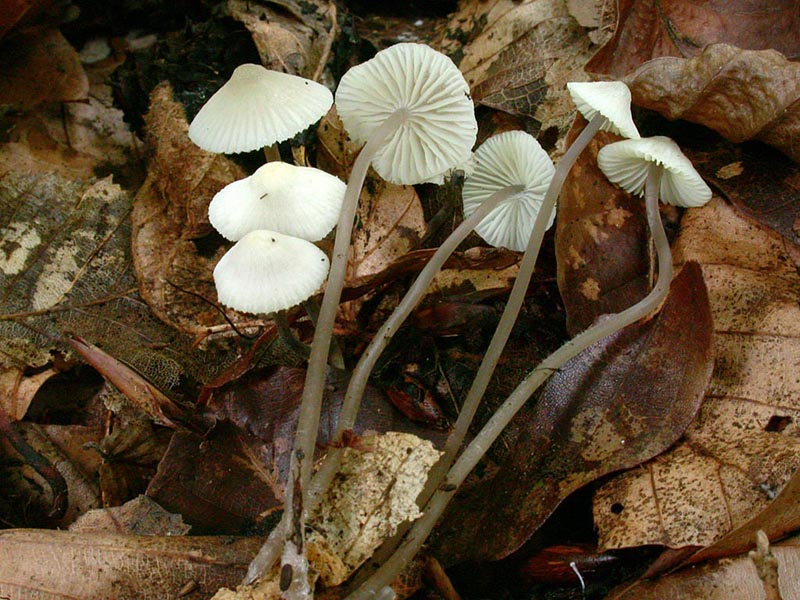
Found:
[595,199,800,552]
[434,262,713,563]
[0,529,261,600]
[555,123,650,335]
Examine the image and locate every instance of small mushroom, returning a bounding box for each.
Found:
[567,81,640,139]
[597,135,712,208]
[213,230,329,315]
[462,130,555,252]
[188,63,333,154]
[208,161,346,242]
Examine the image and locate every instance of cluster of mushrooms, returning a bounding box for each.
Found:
[189,44,712,600]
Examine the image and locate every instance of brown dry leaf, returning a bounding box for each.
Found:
[0,26,87,109]
[434,263,713,564]
[437,0,613,142]
[0,170,240,388]
[227,0,335,80]
[0,364,58,420]
[606,44,800,163]
[132,82,248,337]
[0,0,52,40]
[69,495,190,535]
[317,108,425,317]
[0,59,137,181]
[429,246,520,299]
[556,124,650,335]
[587,0,800,78]
[595,199,800,551]
[0,529,262,600]
[606,532,799,600]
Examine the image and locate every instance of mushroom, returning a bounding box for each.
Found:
[188,63,333,158]
[265,43,478,593]
[208,161,346,242]
[213,229,329,315]
[343,137,712,600]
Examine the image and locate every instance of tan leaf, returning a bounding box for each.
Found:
[606,532,798,600]
[438,0,609,143]
[132,82,250,337]
[227,0,335,80]
[0,529,261,600]
[308,432,441,586]
[595,199,800,550]
[613,44,800,162]
[69,495,191,535]
[0,364,58,420]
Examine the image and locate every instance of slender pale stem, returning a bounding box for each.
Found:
[422,112,608,499]
[249,109,408,592]
[344,163,672,600]
[306,184,525,513]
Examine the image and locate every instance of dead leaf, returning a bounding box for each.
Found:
[132,82,249,337]
[69,495,191,535]
[438,0,610,144]
[433,262,713,563]
[0,529,262,600]
[0,364,58,420]
[555,123,650,335]
[0,26,87,109]
[148,367,448,533]
[606,532,800,600]
[595,199,800,551]
[587,0,800,78]
[607,44,800,162]
[309,432,441,586]
[686,138,800,250]
[0,170,243,388]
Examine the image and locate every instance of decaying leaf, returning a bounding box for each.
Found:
[606,532,799,600]
[556,124,650,335]
[148,367,448,533]
[608,44,800,163]
[0,363,58,420]
[438,0,610,143]
[69,495,190,536]
[0,529,262,600]
[132,82,249,337]
[595,199,800,551]
[434,262,713,564]
[587,0,800,77]
[0,26,87,109]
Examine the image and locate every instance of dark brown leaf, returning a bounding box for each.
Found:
[433,262,713,563]
[555,122,650,335]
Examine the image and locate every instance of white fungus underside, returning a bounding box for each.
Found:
[213,230,329,314]
[189,64,333,153]
[567,81,640,140]
[462,131,555,252]
[335,43,477,185]
[597,136,712,208]
[208,162,346,241]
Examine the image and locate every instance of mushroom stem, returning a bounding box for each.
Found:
[306,183,526,513]
[421,112,608,499]
[270,108,409,588]
[344,161,672,600]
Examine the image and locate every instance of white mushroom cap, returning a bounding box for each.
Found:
[189,64,333,153]
[335,43,478,185]
[597,136,712,207]
[209,162,345,241]
[213,230,329,314]
[567,81,640,140]
[462,131,555,252]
